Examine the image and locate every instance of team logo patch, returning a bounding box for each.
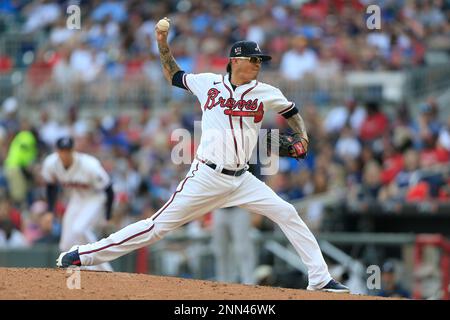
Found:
[234,47,241,55]
[255,44,261,52]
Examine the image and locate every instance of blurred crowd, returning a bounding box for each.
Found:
[0,96,197,248]
[0,0,449,102]
[1,92,450,249]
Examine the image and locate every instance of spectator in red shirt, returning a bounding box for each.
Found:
[330,0,364,13]
[0,196,22,231]
[406,181,430,202]
[359,101,389,142]
[26,49,54,96]
[300,0,329,21]
[0,53,13,73]
[420,133,450,168]
[380,141,404,185]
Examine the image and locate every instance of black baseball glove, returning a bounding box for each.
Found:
[266,130,309,159]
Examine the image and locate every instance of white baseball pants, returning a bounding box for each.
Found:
[77,159,332,287]
[212,207,256,285]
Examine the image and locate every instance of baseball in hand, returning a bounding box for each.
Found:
[156,18,170,32]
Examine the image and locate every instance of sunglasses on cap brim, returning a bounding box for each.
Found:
[233,56,263,64]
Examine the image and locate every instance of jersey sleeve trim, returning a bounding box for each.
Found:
[172,70,188,90]
[182,73,193,94]
[281,106,299,119]
[278,102,295,115]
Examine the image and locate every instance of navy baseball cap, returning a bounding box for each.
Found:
[56,136,74,150]
[382,261,395,273]
[229,41,272,61]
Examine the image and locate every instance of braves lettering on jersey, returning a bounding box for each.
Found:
[182,73,295,168]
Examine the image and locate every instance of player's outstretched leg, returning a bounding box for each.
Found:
[57,160,232,268]
[225,172,349,293]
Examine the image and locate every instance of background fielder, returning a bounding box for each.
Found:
[57,18,349,293]
[43,137,114,271]
[212,206,257,285]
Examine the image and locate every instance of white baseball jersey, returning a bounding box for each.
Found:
[182,73,295,169]
[41,152,111,198]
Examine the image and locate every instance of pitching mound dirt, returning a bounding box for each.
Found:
[0,268,392,300]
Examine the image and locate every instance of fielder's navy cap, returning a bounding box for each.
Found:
[229,41,272,61]
[56,136,74,150]
[382,261,395,273]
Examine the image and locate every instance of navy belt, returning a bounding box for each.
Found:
[196,157,246,177]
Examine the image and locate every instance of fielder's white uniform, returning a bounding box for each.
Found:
[212,207,256,285]
[76,73,332,289]
[42,152,113,271]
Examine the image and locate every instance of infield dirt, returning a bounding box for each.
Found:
[0,268,394,300]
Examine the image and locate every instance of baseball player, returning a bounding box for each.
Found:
[212,206,256,285]
[57,18,349,293]
[43,137,113,271]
